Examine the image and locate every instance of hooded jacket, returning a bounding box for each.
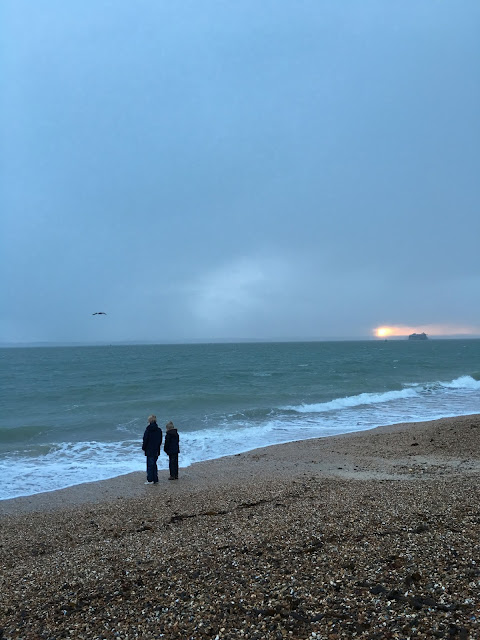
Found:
[164,428,180,455]
[142,421,163,457]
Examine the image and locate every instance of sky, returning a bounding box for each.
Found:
[2,1,480,344]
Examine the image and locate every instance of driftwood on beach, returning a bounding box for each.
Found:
[0,415,479,639]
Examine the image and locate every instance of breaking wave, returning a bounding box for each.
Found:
[285,376,480,414]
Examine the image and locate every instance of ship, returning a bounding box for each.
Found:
[408,332,428,340]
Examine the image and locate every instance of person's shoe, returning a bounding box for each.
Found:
[144,481,153,484]
[168,476,175,480]
[153,481,159,485]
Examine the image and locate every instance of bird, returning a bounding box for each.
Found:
[92,312,107,315]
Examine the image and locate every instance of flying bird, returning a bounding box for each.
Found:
[92,312,107,315]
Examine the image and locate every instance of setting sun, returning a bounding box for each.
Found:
[373,325,419,337]
[376,326,394,337]
[374,325,418,338]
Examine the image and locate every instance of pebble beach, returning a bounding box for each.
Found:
[1,415,479,639]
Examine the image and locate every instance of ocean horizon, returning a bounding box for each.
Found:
[3,335,480,348]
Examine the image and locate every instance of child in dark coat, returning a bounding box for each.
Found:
[164,421,180,480]
[142,414,163,484]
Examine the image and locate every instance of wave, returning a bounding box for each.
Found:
[0,424,52,444]
[441,375,480,389]
[0,439,143,499]
[285,375,480,414]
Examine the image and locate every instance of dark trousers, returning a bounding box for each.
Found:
[146,455,159,483]
[168,454,178,479]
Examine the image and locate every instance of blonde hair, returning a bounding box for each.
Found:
[166,421,175,430]
[148,415,157,423]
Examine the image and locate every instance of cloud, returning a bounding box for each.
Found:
[191,256,288,329]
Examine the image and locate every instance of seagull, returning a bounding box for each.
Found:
[92,312,107,315]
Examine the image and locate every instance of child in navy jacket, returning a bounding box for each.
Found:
[142,415,163,484]
[164,421,180,480]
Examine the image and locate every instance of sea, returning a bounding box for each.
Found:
[1,340,480,501]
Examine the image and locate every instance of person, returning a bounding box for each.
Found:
[164,420,180,480]
[142,415,162,484]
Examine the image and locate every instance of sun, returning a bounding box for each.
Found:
[375,326,394,338]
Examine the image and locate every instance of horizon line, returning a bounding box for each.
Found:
[2,334,480,348]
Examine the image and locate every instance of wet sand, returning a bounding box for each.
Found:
[1,415,479,639]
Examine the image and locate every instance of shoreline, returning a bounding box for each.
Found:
[1,413,478,639]
[1,413,479,516]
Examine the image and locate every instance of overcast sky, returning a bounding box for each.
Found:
[2,1,480,344]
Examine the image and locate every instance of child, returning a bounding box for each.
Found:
[164,421,180,480]
[142,414,162,484]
